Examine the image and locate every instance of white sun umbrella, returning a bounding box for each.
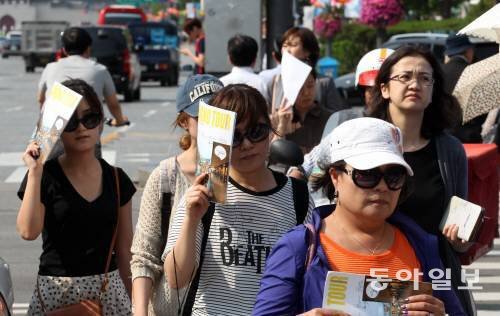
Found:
[458,4,500,43]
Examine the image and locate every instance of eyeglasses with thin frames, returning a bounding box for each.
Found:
[389,72,434,87]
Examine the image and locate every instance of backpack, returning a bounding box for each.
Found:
[182,176,311,315]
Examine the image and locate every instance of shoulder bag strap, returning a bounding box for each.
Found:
[303,223,316,270]
[290,177,309,224]
[271,75,280,115]
[182,202,216,315]
[160,157,176,248]
[99,167,121,295]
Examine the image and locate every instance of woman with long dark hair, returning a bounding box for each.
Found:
[367,46,473,314]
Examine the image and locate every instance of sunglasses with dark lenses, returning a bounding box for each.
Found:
[64,112,102,132]
[233,123,271,147]
[336,166,407,191]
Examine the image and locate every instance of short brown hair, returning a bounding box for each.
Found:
[282,27,320,66]
[183,18,202,34]
[209,84,272,128]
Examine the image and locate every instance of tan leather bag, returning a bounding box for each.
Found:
[36,168,121,316]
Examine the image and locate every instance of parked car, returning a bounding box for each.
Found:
[2,30,22,58]
[335,32,499,107]
[0,257,13,316]
[129,21,180,86]
[81,25,141,102]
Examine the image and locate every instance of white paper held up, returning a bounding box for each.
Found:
[281,51,312,106]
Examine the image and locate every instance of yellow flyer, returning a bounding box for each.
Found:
[34,82,82,163]
[197,100,236,204]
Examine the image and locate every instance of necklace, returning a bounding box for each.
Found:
[340,223,387,255]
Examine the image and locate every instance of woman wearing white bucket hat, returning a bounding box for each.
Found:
[254,117,464,316]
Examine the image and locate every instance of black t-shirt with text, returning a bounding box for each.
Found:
[17,158,136,277]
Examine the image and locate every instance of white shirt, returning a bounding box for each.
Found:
[220,66,269,101]
[259,64,281,88]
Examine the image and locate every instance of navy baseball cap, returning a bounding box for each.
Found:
[176,74,224,117]
[445,34,473,56]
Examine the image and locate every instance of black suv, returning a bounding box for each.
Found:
[81,25,142,101]
[129,21,180,86]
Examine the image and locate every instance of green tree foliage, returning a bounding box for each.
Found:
[403,0,467,19]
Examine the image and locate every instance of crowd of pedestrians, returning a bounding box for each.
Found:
[14,19,497,316]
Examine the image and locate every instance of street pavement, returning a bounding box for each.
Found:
[0,56,499,315]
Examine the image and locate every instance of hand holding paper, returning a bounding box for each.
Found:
[280,51,312,106]
[439,196,484,242]
[22,142,42,173]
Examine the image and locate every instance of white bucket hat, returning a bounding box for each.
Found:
[328,117,413,176]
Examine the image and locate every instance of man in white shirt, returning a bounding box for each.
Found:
[259,37,282,93]
[220,34,269,100]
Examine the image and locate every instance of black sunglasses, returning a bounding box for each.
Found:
[64,112,102,132]
[335,166,407,191]
[233,123,271,147]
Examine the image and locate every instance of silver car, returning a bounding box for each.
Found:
[0,257,13,316]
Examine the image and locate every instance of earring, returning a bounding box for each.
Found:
[333,190,339,204]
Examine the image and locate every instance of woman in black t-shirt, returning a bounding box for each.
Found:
[17,79,136,315]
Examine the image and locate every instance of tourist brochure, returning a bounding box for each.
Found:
[439,196,485,242]
[322,271,432,315]
[33,82,82,163]
[280,51,312,107]
[197,100,237,204]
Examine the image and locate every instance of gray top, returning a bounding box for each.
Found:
[38,55,116,101]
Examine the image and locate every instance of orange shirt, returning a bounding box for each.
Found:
[320,226,422,280]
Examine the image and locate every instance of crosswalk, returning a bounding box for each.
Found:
[467,238,500,314]
[0,149,179,185]
[0,150,117,184]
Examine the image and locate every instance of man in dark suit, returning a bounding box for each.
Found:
[442,34,474,94]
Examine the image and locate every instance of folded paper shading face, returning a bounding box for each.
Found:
[196,100,237,204]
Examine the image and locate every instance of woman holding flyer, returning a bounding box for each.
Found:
[253,118,465,316]
[271,70,333,154]
[268,26,346,112]
[163,84,314,315]
[17,79,136,315]
[131,74,223,316]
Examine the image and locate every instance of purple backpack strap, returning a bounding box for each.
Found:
[304,223,316,270]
